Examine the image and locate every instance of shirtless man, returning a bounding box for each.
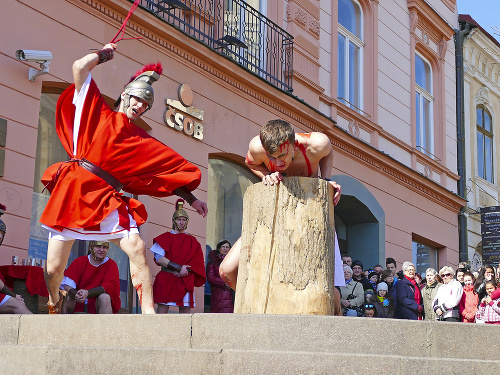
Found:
[219,119,343,314]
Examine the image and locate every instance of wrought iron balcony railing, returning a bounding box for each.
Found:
[138,0,294,92]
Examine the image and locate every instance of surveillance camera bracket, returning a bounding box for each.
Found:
[28,61,50,82]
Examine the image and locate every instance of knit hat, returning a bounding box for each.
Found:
[377,282,389,292]
[351,260,363,270]
[368,271,378,280]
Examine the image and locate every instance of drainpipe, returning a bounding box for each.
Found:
[455,20,473,263]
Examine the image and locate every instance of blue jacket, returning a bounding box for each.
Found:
[395,277,423,320]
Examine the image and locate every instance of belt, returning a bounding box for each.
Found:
[78,158,123,192]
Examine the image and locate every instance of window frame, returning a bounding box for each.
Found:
[337,0,364,112]
[476,105,494,183]
[414,52,435,158]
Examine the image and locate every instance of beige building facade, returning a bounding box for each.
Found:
[460,15,500,270]
[1,0,464,312]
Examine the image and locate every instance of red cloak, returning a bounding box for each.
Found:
[64,255,121,313]
[152,232,206,307]
[40,78,201,231]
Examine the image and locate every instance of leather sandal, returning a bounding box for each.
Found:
[47,289,68,314]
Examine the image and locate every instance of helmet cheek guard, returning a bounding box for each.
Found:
[114,69,161,116]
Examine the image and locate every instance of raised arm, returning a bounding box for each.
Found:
[72,43,116,92]
[245,136,273,179]
[311,132,341,205]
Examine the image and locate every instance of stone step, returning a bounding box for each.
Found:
[2,314,500,374]
[2,345,499,375]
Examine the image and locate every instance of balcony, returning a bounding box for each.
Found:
[139,0,294,92]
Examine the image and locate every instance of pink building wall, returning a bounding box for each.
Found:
[1,0,464,312]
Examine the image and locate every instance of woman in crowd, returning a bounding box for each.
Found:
[432,266,463,322]
[460,271,478,323]
[395,262,423,320]
[206,239,234,313]
[476,280,500,324]
[339,265,365,316]
[422,268,441,321]
[474,264,496,303]
[455,267,466,286]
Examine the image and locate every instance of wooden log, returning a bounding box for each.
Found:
[234,177,336,315]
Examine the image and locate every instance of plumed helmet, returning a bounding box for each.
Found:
[172,199,189,230]
[114,63,163,113]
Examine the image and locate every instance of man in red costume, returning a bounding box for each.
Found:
[40,43,207,314]
[151,200,206,313]
[61,241,120,314]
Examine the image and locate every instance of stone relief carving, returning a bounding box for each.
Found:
[409,11,418,33]
[476,86,490,106]
[295,8,307,26]
[438,38,447,59]
[348,120,360,138]
[308,19,320,37]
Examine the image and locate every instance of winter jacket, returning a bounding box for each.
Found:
[394,277,423,320]
[366,292,394,318]
[460,285,478,323]
[206,250,233,313]
[422,281,442,321]
[476,298,500,324]
[432,279,463,320]
[339,279,365,314]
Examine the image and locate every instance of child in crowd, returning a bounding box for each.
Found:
[374,282,395,318]
[367,271,378,292]
[363,304,376,317]
[460,271,478,323]
[476,280,500,325]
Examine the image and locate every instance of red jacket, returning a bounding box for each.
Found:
[460,285,478,323]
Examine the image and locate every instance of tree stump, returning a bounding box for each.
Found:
[234,177,336,315]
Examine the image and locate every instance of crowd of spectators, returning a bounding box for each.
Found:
[340,255,500,324]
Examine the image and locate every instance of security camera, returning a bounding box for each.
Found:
[15,50,53,82]
[15,50,53,63]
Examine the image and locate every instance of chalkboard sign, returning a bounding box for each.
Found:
[481,207,500,266]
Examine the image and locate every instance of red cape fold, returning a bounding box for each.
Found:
[152,232,206,307]
[40,79,201,231]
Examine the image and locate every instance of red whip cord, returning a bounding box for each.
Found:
[110,0,143,43]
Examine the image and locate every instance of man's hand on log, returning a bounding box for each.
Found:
[192,199,208,217]
[262,172,283,186]
[329,181,341,205]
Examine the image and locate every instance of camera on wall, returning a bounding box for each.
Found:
[15,49,53,82]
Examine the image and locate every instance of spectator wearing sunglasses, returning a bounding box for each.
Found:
[363,303,376,317]
[432,266,463,322]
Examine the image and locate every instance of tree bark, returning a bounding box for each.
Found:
[234,177,336,315]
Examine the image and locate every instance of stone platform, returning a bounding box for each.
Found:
[1,313,499,374]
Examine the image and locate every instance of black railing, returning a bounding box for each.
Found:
[138,0,293,92]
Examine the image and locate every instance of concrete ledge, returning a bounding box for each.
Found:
[1,346,221,375]
[0,315,20,345]
[2,346,499,375]
[18,314,192,348]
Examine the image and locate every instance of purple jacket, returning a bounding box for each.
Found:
[206,250,234,313]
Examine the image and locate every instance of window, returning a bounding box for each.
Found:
[477,105,493,183]
[415,53,434,157]
[206,158,259,249]
[412,240,438,275]
[338,0,363,111]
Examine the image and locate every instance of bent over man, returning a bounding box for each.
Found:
[62,241,120,314]
[40,43,207,314]
[219,119,343,314]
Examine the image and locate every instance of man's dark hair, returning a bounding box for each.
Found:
[386,257,396,267]
[260,119,295,154]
